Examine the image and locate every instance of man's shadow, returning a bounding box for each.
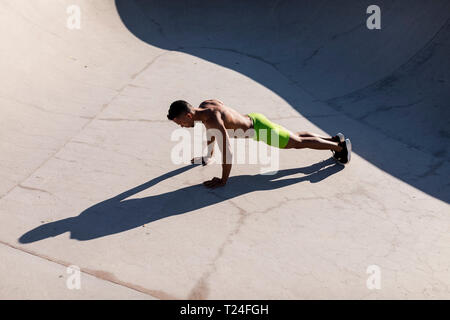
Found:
[19,158,343,243]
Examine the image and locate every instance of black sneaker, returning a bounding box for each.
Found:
[332,132,345,143]
[332,133,345,160]
[336,138,352,164]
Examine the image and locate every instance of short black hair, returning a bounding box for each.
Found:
[167,100,192,120]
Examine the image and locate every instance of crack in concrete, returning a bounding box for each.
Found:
[330,22,365,41]
[302,46,323,67]
[17,184,53,196]
[325,18,450,102]
[0,95,84,119]
[417,159,446,178]
[0,52,178,298]
[186,189,314,299]
[182,44,321,101]
[187,197,248,299]
[130,52,168,80]
[0,239,163,299]
[53,156,78,164]
[2,1,62,40]
[357,99,423,121]
[0,51,172,204]
[185,45,280,72]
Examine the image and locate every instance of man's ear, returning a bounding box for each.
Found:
[186,112,193,119]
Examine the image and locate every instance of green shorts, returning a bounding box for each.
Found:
[247,113,292,149]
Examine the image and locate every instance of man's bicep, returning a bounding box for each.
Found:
[210,114,229,142]
[213,121,232,164]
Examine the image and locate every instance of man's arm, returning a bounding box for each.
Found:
[203,113,232,188]
[191,126,216,165]
[205,132,216,159]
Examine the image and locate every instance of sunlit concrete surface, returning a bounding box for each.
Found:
[0,0,449,299]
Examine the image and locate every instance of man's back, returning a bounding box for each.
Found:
[198,99,253,135]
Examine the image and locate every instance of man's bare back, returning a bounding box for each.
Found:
[197,99,253,137]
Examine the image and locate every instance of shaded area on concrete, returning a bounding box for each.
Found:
[115,0,450,202]
[19,158,343,243]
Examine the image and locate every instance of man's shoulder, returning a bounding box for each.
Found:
[199,99,224,108]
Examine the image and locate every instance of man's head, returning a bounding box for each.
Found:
[167,100,195,128]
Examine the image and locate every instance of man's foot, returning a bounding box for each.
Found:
[334,138,352,164]
[331,133,345,160]
[332,132,345,143]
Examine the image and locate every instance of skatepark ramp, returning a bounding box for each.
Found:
[115,0,450,201]
[0,0,449,299]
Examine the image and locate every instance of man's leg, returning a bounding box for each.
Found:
[249,113,344,153]
[284,134,342,152]
[296,131,341,142]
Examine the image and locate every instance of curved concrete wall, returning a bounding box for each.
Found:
[0,0,449,299]
[115,0,450,201]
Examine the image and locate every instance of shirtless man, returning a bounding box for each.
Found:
[167,99,351,188]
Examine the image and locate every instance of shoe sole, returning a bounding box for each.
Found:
[336,138,352,165]
[345,138,351,164]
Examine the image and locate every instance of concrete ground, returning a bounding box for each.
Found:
[0,0,449,299]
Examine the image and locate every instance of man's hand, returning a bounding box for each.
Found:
[203,177,227,188]
[191,156,215,166]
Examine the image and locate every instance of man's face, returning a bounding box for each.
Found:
[173,113,194,128]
